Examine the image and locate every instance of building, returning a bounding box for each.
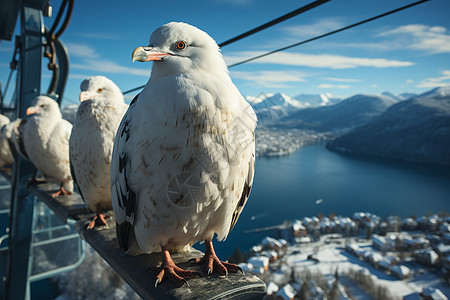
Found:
[421,287,448,300]
[264,281,279,300]
[372,234,396,251]
[415,249,439,266]
[291,219,307,237]
[261,236,283,251]
[276,284,296,300]
[403,236,430,250]
[248,256,270,273]
[401,218,418,231]
[391,265,412,279]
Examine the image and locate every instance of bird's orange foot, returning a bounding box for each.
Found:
[87,213,110,229]
[192,240,243,277]
[51,186,72,198]
[152,249,200,287]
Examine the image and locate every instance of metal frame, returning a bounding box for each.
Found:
[3,5,43,300]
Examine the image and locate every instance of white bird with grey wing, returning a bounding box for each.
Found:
[0,114,14,168]
[24,96,73,197]
[2,118,28,161]
[69,76,128,229]
[111,22,257,286]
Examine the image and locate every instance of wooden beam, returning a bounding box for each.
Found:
[24,182,267,300]
[27,182,90,223]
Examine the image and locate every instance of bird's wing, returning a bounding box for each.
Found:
[2,123,19,161]
[48,119,72,166]
[69,152,85,202]
[69,100,94,203]
[15,119,29,160]
[229,140,255,234]
[110,94,139,251]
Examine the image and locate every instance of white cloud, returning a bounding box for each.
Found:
[417,70,450,88]
[318,84,350,89]
[66,43,100,58]
[231,70,306,88]
[68,74,93,80]
[282,18,344,38]
[323,77,361,82]
[379,24,450,54]
[225,51,414,69]
[66,43,149,77]
[71,59,150,77]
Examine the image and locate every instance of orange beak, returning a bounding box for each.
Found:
[26,107,39,115]
[79,91,91,102]
[131,46,173,62]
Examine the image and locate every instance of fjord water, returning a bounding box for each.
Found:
[214,144,450,258]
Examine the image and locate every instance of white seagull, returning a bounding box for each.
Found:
[0,114,14,168]
[111,22,257,286]
[2,118,28,161]
[70,76,128,229]
[24,96,73,197]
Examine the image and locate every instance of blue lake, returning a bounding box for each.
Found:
[211,144,450,259]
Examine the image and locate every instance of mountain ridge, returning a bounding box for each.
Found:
[327,86,450,166]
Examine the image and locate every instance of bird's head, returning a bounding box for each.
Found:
[132,22,228,80]
[26,96,62,120]
[79,76,124,103]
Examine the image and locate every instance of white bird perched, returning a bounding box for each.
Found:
[111,22,257,286]
[70,76,128,229]
[2,118,28,161]
[24,96,73,197]
[0,114,14,168]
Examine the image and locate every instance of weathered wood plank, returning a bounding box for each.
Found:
[23,182,266,299]
[75,217,266,300]
[27,182,91,222]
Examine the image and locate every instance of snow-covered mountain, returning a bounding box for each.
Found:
[61,104,78,124]
[246,92,311,123]
[246,92,342,124]
[274,93,398,132]
[416,85,450,98]
[294,93,341,107]
[247,92,308,111]
[327,86,450,166]
[381,91,417,101]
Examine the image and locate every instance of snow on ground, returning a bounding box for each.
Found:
[340,275,376,300]
[278,236,449,299]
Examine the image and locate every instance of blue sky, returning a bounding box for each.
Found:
[1,0,450,105]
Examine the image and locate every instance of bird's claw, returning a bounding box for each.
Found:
[236,265,244,274]
[182,279,189,287]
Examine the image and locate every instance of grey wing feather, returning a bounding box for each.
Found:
[229,151,255,234]
[111,94,139,251]
[69,155,86,203]
[16,119,29,160]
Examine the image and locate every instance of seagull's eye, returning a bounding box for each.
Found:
[175,41,187,50]
[39,104,44,108]
[97,88,103,93]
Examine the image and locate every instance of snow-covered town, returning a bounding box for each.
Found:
[255,128,332,157]
[235,212,450,300]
